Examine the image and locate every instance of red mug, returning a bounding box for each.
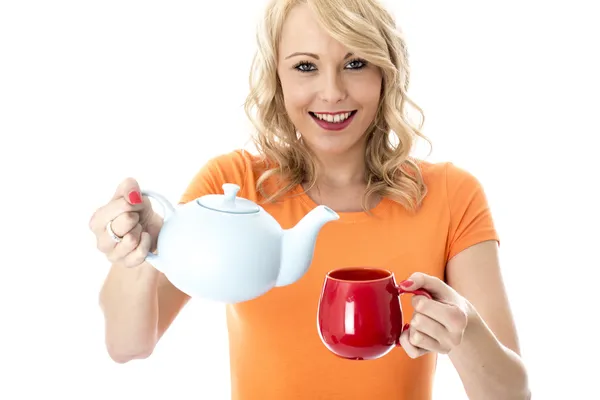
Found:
[317,267,432,360]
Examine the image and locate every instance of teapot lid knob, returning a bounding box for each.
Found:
[196,183,260,214]
[222,183,240,205]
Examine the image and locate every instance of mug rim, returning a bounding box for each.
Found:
[325,267,394,283]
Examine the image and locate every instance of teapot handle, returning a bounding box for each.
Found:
[140,190,176,272]
[141,190,176,221]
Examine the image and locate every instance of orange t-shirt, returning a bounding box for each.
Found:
[179,149,499,400]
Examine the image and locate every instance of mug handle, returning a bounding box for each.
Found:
[395,286,433,346]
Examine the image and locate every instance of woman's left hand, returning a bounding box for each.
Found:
[398,272,473,358]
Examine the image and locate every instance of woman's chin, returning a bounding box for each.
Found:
[302,135,366,157]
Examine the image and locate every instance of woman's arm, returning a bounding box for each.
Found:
[447,240,530,400]
[99,214,190,363]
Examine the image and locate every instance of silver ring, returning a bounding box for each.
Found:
[106,220,123,243]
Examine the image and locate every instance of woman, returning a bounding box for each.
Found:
[89,0,530,398]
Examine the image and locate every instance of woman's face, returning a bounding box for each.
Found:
[277,4,383,157]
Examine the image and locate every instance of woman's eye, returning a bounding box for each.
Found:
[294,62,316,72]
[346,59,367,69]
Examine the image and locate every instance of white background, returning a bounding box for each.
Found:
[1,0,598,398]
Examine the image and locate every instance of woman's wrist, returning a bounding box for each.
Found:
[450,302,530,399]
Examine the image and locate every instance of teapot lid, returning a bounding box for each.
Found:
[196,183,259,214]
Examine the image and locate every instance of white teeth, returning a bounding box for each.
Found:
[313,112,352,123]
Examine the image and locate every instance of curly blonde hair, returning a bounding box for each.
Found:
[244,0,430,212]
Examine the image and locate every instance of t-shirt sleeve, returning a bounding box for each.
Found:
[178,150,250,205]
[445,163,500,261]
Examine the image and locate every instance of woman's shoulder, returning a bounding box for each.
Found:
[415,158,485,196]
[414,158,498,259]
[204,148,262,172]
[179,149,264,204]
[414,158,493,230]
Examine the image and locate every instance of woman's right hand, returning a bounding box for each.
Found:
[89,178,162,268]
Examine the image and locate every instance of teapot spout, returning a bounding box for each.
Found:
[276,205,339,287]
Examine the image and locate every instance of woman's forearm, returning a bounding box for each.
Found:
[99,261,161,363]
[449,306,531,400]
[99,213,164,363]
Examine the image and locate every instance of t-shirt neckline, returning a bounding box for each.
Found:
[290,183,392,223]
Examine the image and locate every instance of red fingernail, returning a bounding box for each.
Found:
[400,280,414,288]
[128,190,142,204]
[403,323,411,332]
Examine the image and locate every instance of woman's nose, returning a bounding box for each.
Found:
[318,72,347,104]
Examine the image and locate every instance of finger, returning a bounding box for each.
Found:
[109,211,140,238]
[96,232,118,254]
[121,231,152,268]
[107,224,143,263]
[412,296,468,335]
[401,272,454,302]
[411,312,454,352]
[112,177,143,204]
[96,214,130,254]
[399,328,428,359]
[89,197,143,235]
[407,324,447,354]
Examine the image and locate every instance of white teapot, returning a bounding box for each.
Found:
[141,183,339,303]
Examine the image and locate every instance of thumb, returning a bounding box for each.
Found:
[400,272,453,302]
[113,177,143,205]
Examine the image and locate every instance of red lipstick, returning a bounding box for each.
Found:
[309,110,357,132]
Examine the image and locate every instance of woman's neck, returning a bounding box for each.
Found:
[310,147,367,189]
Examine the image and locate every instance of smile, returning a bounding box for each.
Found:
[309,110,357,131]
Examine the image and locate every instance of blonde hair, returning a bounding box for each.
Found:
[244,0,430,212]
